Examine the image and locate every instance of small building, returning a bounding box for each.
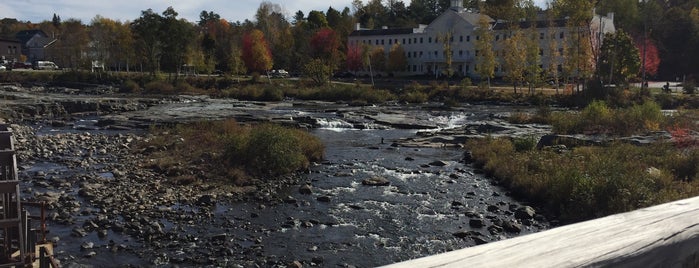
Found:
[0,38,21,64]
[15,30,56,63]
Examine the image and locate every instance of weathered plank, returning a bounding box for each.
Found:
[382,196,699,268]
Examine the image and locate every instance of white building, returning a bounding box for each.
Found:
[347,0,615,79]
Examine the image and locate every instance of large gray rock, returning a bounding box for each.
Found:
[362,176,390,186]
[515,206,536,220]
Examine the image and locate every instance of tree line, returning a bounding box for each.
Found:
[0,0,697,84]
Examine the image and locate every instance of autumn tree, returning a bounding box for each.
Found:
[255,2,294,70]
[475,13,496,88]
[636,37,660,78]
[131,9,164,75]
[242,29,273,73]
[598,30,640,87]
[368,46,386,73]
[90,16,135,72]
[502,29,526,93]
[48,18,89,69]
[346,44,364,72]
[524,25,542,93]
[310,28,342,70]
[387,43,408,74]
[545,11,562,92]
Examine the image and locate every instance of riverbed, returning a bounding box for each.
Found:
[3,89,550,267]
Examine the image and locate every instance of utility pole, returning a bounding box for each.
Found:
[641,1,647,91]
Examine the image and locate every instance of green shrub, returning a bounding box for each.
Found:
[513,135,538,152]
[241,124,313,177]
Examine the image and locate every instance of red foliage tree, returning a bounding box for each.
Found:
[346,44,363,72]
[242,29,273,73]
[635,38,660,77]
[310,28,341,68]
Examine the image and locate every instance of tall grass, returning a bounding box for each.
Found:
[466,138,699,223]
[549,100,664,135]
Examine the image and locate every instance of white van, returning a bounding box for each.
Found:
[33,61,60,70]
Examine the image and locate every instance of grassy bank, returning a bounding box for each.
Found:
[472,100,699,223]
[138,120,324,187]
[467,138,699,223]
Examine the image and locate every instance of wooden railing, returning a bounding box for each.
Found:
[383,196,699,268]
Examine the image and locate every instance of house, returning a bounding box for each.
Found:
[15,29,56,63]
[347,0,615,79]
[0,38,21,65]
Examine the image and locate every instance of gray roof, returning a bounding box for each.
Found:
[349,28,414,37]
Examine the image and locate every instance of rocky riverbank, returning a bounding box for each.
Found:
[1,85,556,266]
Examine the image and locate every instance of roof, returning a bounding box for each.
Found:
[0,38,20,43]
[15,30,48,45]
[349,28,415,37]
[493,19,568,31]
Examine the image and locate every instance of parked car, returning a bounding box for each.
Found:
[13,62,31,69]
[0,65,6,71]
[270,69,289,78]
[33,61,60,70]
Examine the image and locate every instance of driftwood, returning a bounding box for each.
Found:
[383,196,699,268]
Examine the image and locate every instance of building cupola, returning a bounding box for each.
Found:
[450,0,463,12]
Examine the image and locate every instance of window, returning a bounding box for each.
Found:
[539,49,543,56]
[560,32,564,39]
[414,38,417,43]
[428,37,432,43]
[495,35,499,41]
[558,48,563,55]
[408,38,411,44]
[389,39,392,45]
[460,35,463,42]
[413,51,417,57]
[381,39,385,45]
[407,52,411,58]
[450,36,454,42]
[403,38,406,44]
[467,35,470,42]
[376,40,379,45]
[434,51,438,56]
[419,51,423,56]
[476,35,480,41]
[540,33,544,40]
[459,50,463,56]
[420,37,423,43]
[475,50,479,56]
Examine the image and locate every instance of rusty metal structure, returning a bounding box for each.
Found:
[0,124,57,267]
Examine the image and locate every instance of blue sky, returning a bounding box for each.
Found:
[1,0,548,25]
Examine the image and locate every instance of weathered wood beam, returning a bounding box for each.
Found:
[383,196,699,268]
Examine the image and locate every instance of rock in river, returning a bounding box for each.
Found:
[361,176,390,186]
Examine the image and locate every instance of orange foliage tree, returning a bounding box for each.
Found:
[242,29,272,73]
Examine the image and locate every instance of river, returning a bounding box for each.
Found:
[13,100,549,267]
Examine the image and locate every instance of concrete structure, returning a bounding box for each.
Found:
[348,1,615,79]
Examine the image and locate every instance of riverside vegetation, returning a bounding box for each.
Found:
[468,100,699,223]
[138,120,324,188]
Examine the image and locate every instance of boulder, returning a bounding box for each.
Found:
[514,206,536,220]
[362,176,390,186]
[299,184,313,195]
[469,218,485,228]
